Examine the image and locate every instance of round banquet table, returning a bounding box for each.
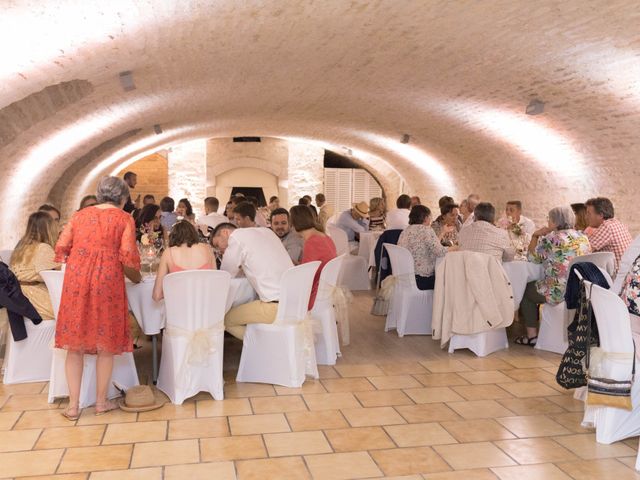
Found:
[502,261,544,309]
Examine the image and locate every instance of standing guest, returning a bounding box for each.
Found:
[152,221,216,301]
[54,176,141,419]
[368,197,386,231]
[198,197,227,233]
[234,202,258,228]
[176,198,196,224]
[410,196,421,207]
[143,194,156,206]
[38,204,61,223]
[398,205,450,290]
[10,211,61,319]
[159,197,178,230]
[571,203,590,232]
[459,203,515,262]
[135,204,164,247]
[213,223,293,339]
[516,206,591,346]
[290,205,337,309]
[268,196,280,212]
[316,193,334,229]
[585,197,632,274]
[336,202,369,243]
[270,208,304,264]
[122,171,140,214]
[78,195,98,210]
[462,194,481,227]
[431,203,461,246]
[386,194,412,230]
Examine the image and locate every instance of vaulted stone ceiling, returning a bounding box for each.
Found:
[1,0,639,246]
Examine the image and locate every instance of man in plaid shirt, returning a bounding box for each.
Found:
[585,197,632,275]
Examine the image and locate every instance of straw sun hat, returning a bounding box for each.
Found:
[114,384,167,413]
[353,201,369,218]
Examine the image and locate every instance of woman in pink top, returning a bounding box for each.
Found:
[152,221,216,301]
[289,205,337,310]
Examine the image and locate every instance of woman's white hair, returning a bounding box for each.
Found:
[548,205,575,230]
[96,176,130,205]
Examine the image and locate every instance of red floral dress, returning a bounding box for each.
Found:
[54,207,140,354]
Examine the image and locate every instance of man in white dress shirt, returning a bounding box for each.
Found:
[212,223,293,339]
[386,194,412,230]
[498,200,536,238]
[198,197,227,235]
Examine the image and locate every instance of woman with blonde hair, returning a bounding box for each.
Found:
[11,211,61,319]
[368,197,386,230]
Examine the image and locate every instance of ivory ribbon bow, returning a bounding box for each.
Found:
[315,281,353,346]
[164,325,223,383]
[276,314,318,378]
[380,273,416,300]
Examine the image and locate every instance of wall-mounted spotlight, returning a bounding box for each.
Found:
[525,99,545,115]
[401,134,411,144]
[342,146,353,156]
[153,124,163,134]
[118,71,136,91]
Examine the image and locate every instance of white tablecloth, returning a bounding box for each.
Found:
[126,276,257,335]
[502,261,544,309]
[358,231,383,267]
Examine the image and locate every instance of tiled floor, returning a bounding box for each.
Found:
[1,292,640,479]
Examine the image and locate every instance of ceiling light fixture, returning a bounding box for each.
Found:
[153,124,162,134]
[400,134,411,144]
[525,99,544,115]
[118,70,136,91]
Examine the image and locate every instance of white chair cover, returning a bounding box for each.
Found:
[236,261,321,387]
[310,255,348,365]
[448,328,509,357]
[3,319,56,384]
[42,270,139,408]
[613,234,640,295]
[157,270,230,404]
[383,243,433,336]
[327,225,370,291]
[0,250,13,264]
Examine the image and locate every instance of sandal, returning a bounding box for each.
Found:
[61,404,81,421]
[94,400,119,416]
[514,335,538,347]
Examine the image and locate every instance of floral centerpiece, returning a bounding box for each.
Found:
[139,224,161,275]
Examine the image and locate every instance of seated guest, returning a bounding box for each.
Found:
[386,195,411,230]
[459,203,515,262]
[398,205,450,290]
[159,197,178,230]
[79,195,98,210]
[410,196,421,207]
[135,204,164,246]
[368,197,386,231]
[497,201,536,238]
[462,194,480,227]
[298,197,311,206]
[198,196,227,233]
[224,201,235,223]
[585,197,632,274]
[459,199,470,224]
[152,221,216,301]
[212,223,293,339]
[268,196,280,212]
[176,198,196,224]
[571,203,589,232]
[316,193,334,229]
[245,196,268,227]
[290,205,337,309]
[10,211,61,319]
[336,202,369,243]
[270,208,304,263]
[621,254,640,342]
[143,194,156,206]
[234,202,258,228]
[517,206,591,346]
[38,204,61,222]
[431,203,461,246]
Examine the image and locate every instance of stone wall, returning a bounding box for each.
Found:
[115,152,168,205]
[167,140,207,218]
[287,142,325,205]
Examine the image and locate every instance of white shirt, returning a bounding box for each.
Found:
[462,212,475,229]
[220,228,293,302]
[198,212,227,232]
[386,208,410,230]
[255,210,269,228]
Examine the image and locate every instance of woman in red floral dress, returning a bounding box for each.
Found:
[55,176,141,419]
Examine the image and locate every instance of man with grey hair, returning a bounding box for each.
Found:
[462,193,481,228]
[458,202,515,262]
[585,197,632,273]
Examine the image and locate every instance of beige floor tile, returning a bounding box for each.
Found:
[545,395,587,412]
[460,358,514,371]
[498,381,561,398]
[229,413,290,435]
[458,370,515,385]
[1,394,58,411]
[274,380,327,395]
[15,409,78,429]
[354,389,414,407]
[0,411,21,430]
[263,430,332,456]
[557,458,640,479]
[325,426,395,452]
[130,439,199,467]
[452,384,513,401]
[303,392,361,411]
[413,373,470,387]
[494,438,578,464]
[224,382,277,398]
[35,425,105,449]
[496,397,566,416]
[420,359,473,373]
[497,415,572,438]
[200,435,267,462]
[0,382,48,396]
[367,375,422,390]
[250,394,308,413]
[165,461,236,480]
[396,403,461,423]
[76,407,138,425]
[422,470,499,479]
[58,444,133,473]
[321,377,376,393]
[0,449,64,477]
[168,417,229,440]
[24,474,88,480]
[89,467,163,480]
[553,433,637,459]
[501,356,555,369]
[491,463,572,480]
[542,380,572,394]
[379,362,428,375]
[236,456,311,479]
[370,446,452,476]
[434,442,517,470]
[196,397,252,417]
[0,427,41,452]
[546,411,593,433]
[318,365,340,379]
[501,368,556,382]
[617,456,637,468]
[384,422,457,447]
[440,419,516,443]
[102,420,167,444]
[448,400,516,419]
[136,402,195,421]
[305,451,382,479]
[286,409,349,431]
[404,387,465,404]
[341,406,406,427]
[334,364,385,377]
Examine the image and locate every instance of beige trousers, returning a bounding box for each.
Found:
[224,300,279,340]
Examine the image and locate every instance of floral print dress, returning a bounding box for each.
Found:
[528,229,591,304]
[622,254,640,316]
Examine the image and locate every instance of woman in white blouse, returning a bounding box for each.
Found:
[398,205,453,290]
